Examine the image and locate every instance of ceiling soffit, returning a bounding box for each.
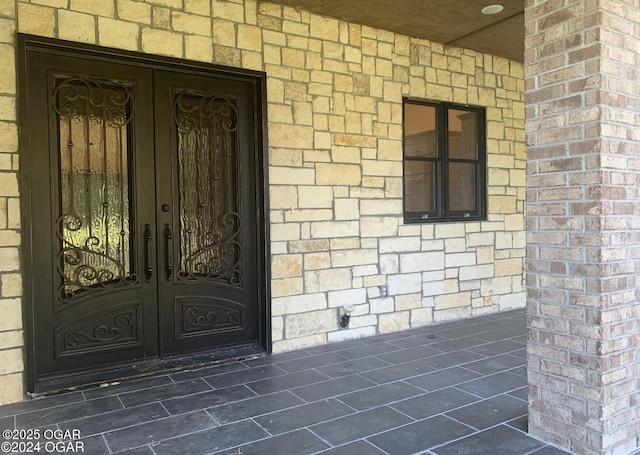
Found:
[269,0,525,62]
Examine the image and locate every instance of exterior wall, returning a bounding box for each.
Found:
[0,0,525,404]
[525,0,640,454]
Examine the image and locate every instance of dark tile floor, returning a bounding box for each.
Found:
[0,309,572,455]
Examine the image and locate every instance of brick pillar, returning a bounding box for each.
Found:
[525,0,640,454]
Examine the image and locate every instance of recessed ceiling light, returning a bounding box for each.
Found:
[481,4,504,15]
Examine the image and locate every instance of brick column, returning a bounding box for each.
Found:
[525,1,640,454]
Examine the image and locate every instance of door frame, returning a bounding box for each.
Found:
[17,34,272,395]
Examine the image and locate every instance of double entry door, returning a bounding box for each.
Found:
[22,41,267,392]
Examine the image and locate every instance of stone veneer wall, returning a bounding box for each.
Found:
[0,0,525,404]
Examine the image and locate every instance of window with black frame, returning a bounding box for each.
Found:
[403,98,486,223]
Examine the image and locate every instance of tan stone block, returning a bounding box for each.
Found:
[504,214,524,231]
[237,24,261,51]
[271,315,283,341]
[0,347,21,374]
[0,330,22,349]
[213,19,236,46]
[0,97,15,122]
[310,221,359,239]
[242,50,262,70]
[270,124,314,149]
[269,147,303,168]
[334,198,359,221]
[269,185,297,209]
[1,273,21,297]
[18,3,54,36]
[272,292,327,316]
[481,276,512,296]
[333,74,352,93]
[401,251,444,273]
[305,252,330,270]
[360,216,398,237]
[377,139,402,161]
[270,223,300,241]
[476,246,494,264]
[214,45,241,66]
[0,122,17,153]
[284,81,308,102]
[331,248,378,267]
[212,0,245,22]
[172,11,211,36]
[313,131,331,150]
[298,186,332,208]
[142,27,183,57]
[0,0,15,18]
[7,198,19,229]
[0,298,21,331]
[396,293,421,311]
[293,102,313,125]
[0,17,13,44]
[333,133,375,148]
[435,292,472,310]
[269,166,314,185]
[495,258,523,277]
[330,146,359,164]
[70,0,114,16]
[313,268,352,292]
[316,163,361,186]
[185,35,213,62]
[0,372,22,405]
[285,209,333,223]
[362,160,402,177]
[272,254,302,278]
[152,6,170,29]
[149,0,182,7]
[0,247,18,271]
[360,199,402,216]
[281,47,306,68]
[309,14,338,40]
[488,195,516,214]
[282,19,308,37]
[0,172,18,196]
[57,9,95,43]
[378,311,409,334]
[97,17,140,51]
[286,308,337,338]
[267,79,284,104]
[184,0,210,15]
[117,0,151,24]
[304,150,330,163]
[459,264,494,281]
[289,239,329,253]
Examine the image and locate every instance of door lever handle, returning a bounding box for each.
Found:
[144,224,152,281]
[165,224,173,280]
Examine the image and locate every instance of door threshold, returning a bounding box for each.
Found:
[29,344,267,398]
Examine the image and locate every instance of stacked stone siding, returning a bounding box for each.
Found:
[525,0,640,453]
[0,0,524,404]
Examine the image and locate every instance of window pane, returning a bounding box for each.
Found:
[56,80,134,300]
[448,162,475,212]
[404,103,437,158]
[448,109,478,160]
[405,161,435,212]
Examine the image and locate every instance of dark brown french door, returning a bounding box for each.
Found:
[19,37,268,393]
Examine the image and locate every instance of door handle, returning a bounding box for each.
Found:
[165,223,173,280]
[144,224,153,281]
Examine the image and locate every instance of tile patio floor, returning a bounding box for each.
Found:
[0,309,571,455]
